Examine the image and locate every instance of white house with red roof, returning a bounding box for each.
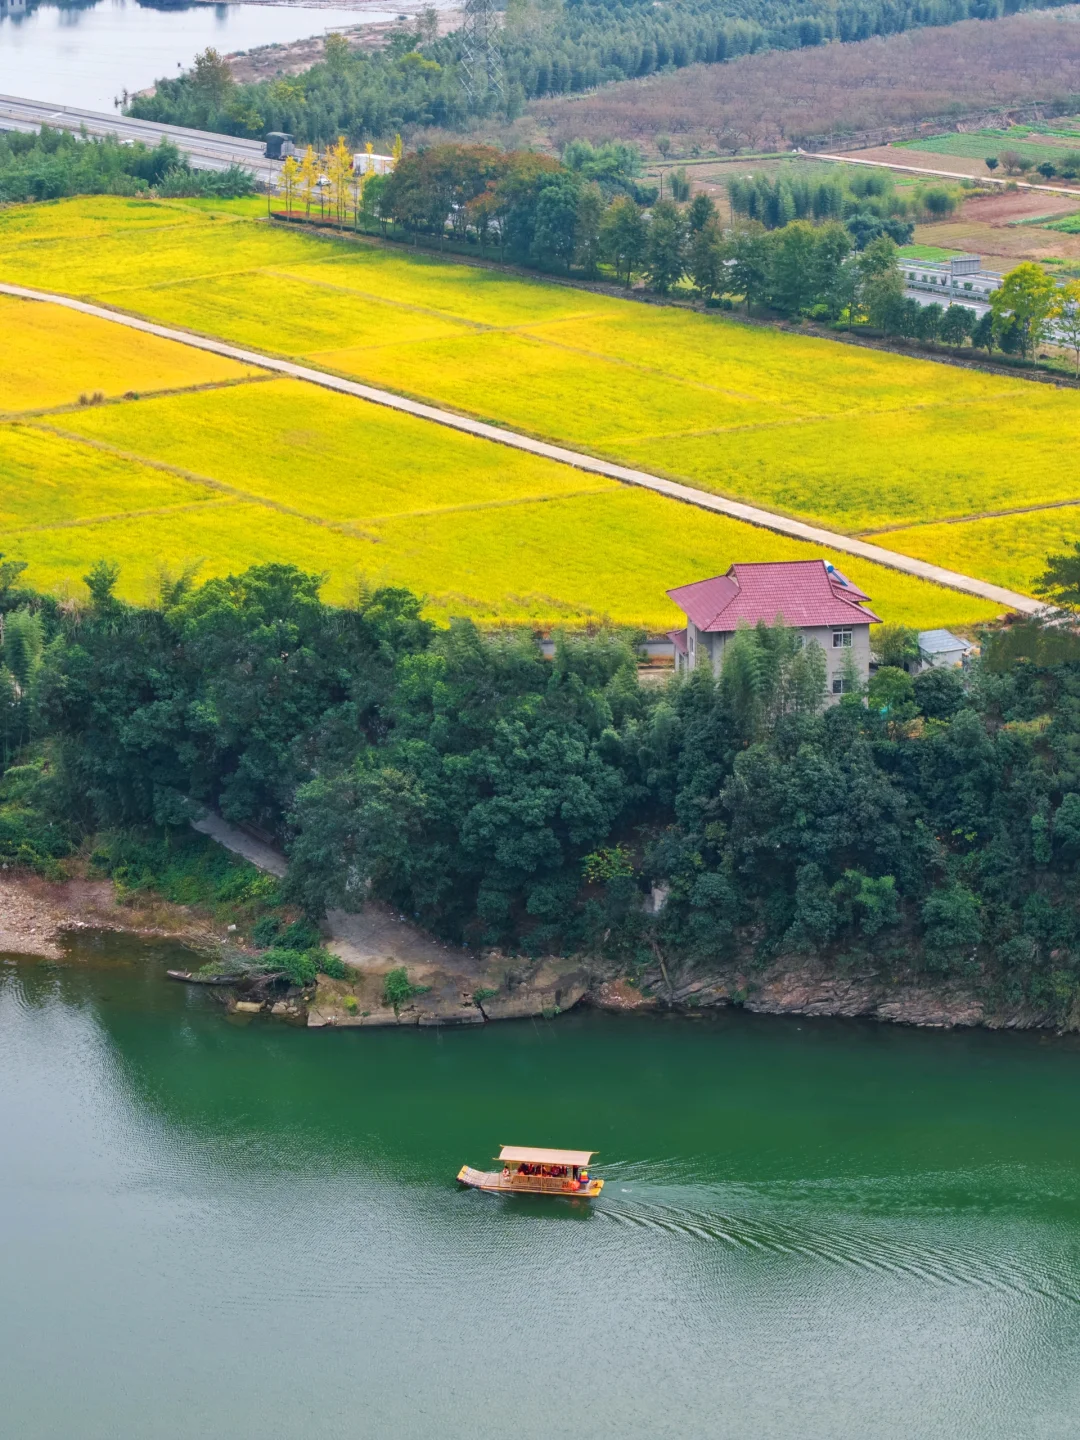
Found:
[667,559,881,699]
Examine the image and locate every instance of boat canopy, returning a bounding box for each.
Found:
[498,1146,594,1167]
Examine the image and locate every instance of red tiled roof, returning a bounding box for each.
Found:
[667,627,688,656]
[667,560,880,632]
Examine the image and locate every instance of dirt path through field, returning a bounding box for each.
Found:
[0,281,1042,614]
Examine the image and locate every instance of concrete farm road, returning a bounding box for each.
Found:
[0,280,1042,615]
[814,150,1080,200]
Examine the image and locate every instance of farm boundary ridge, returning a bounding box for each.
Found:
[0,280,1041,615]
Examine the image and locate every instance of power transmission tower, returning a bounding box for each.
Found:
[459,0,504,103]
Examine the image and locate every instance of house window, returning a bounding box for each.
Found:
[832,675,851,694]
[832,628,852,648]
[689,631,695,653]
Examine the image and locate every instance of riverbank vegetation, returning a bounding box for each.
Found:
[6,558,1080,1019]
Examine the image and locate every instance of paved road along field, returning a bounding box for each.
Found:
[0,94,276,183]
[817,150,1080,201]
[0,279,1042,615]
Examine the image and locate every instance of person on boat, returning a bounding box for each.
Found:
[580,1169,590,1187]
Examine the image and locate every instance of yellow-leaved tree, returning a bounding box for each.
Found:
[279,153,300,216]
[298,144,318,216]
[327,136,353,227]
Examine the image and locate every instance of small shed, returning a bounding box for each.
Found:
[917,629,973,671]
[353,152,395,176]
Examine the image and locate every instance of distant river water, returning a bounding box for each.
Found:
[0,0,386,115]
[4,933,1080,1439]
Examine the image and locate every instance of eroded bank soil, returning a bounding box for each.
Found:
[0,872,223,959]
[0,870,1062,1032]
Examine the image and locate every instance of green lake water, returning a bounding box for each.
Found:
[4,932,1080,1439]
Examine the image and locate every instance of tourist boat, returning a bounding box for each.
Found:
[457,1145,603,1198]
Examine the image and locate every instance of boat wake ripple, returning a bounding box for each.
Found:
[598,1192,1080,1303]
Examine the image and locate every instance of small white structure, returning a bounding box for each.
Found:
[667,559,881,701]
[916,629,973,671]
[353,152,395,177]
[902,254,1002,301]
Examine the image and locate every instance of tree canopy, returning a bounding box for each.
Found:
[8,560,1080,1019]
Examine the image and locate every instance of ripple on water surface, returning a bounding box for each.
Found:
[3,943,1080,1439]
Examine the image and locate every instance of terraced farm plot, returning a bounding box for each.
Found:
[0,218,318,294]
[620,390,1077,530]
[6,198,1074,537]
[874,507,1080,597]
[282,250,599,327]
[0,194,214,245]
[1,366,995,628]
[52,379,616,522]
[0,426,216,529]
[0,294,262,413]
[4,194,1075,623]
[896,127,1080,167]
[116,271,470,358]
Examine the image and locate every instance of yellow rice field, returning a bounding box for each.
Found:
[47,379,616,523]
[1,194,1068,624]
[0,196,1073,546]
[0,426,216,528]
[874,507,1080,598]
[0,294,262,413]
[0,331,993,626]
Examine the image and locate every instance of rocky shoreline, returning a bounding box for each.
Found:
[0,873,222,960]
[2,871,1064,1034]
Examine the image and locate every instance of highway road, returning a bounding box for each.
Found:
[0,93,277,183]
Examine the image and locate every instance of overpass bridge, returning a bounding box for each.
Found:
[0,94,276,184]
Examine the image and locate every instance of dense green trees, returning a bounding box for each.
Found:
[989,261,1060,359]
[0,127,253,204]
[9,558,1080,1015]
[303,141,1060,356]
[128,0,1071,146]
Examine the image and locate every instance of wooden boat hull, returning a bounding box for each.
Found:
[457,1165,603,1198]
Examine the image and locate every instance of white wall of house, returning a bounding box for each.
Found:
[685,619,872,701]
